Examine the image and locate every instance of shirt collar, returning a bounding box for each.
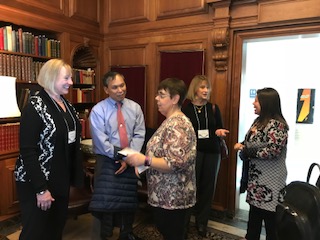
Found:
[107,97,124,107]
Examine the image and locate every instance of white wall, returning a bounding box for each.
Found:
[238,33,320,211]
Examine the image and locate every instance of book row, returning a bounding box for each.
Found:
[73,68,95,84]
[0,122,20,153]
[79,109,91,139]
[0,53,45,82]
[0,25,60,58]
[72,88,95,103]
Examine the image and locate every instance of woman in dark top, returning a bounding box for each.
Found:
[14,59,84,240]
[182,75,229,237]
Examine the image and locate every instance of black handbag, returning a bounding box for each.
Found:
[307,162,320,188]
[219,137,228,160]
[276,162,320,240]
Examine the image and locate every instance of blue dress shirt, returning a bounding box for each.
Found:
[89,97,146,158]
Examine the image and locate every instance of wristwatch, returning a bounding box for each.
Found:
[144,156,152,166]
[36,190,47,196]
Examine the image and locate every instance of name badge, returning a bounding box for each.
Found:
[198,129,209,139]
[68,130,76,144]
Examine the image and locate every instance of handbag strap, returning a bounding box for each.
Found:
[212,103,216,115]
[307,162,320,188]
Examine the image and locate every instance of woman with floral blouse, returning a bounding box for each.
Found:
[234,87,289,240]
[126,78,197,240]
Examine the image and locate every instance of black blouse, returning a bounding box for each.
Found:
[182,102,223,153]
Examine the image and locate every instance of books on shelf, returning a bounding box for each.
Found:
[78,109,91,139]
[0,122,20,153]
[72,88,95,103]
[72,68,95,84]
[0,24,60,58]
[0,53,45,81]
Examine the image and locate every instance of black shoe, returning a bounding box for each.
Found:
[118,232,142,240]
[197,225,207,237]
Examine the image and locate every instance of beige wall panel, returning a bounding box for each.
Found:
[109,47,146,66]
[108,0,149,25]
[14,0,65,14]
[259,0,320,23]
[69,0,100,24]
[156,0,207,18]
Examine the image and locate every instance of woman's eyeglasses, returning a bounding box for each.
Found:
[156,92,170,99]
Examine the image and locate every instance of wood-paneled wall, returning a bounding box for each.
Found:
[1,0,320,217]
[101,0,320,216]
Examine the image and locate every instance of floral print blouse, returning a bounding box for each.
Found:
[243,119,289,212]
[146,114,197,210]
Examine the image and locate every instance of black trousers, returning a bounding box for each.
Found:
[99,211,135,239]
[246,204,278,240]
[194,151,220,227]
[152,207,189,240]
[17,182,69,240]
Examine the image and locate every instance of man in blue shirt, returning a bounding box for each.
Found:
[89,71,145,240]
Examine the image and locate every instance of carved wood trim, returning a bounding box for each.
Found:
[212,27,229,71]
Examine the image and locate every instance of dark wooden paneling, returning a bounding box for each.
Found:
[156,0,207,19]
[14,0,65,15]
[109,46,147,66]
[108,0,149,25]
[69,0,100,25]
[259,0,320,23]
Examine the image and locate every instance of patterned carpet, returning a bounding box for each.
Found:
[133,222,242,240]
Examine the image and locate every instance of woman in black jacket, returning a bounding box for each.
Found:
[15,59,84,240]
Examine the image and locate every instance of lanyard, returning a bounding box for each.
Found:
[50,97,77,136]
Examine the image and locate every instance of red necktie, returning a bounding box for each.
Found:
[117,102,129,148]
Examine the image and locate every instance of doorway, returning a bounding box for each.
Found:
[237,32,320,211]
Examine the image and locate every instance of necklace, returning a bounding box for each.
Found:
[194,105,204,113]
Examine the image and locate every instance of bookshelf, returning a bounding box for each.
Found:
[0,21,61,221]
[0,21,61,110]
[71,46,97,139]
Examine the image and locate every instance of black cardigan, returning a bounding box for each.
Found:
[182,102,223,153]
[15,88,84,196]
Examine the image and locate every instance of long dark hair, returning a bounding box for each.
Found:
[255,88,289,130]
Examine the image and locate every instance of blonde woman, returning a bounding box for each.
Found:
[182,75,229,237]
[15,59,84,240]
